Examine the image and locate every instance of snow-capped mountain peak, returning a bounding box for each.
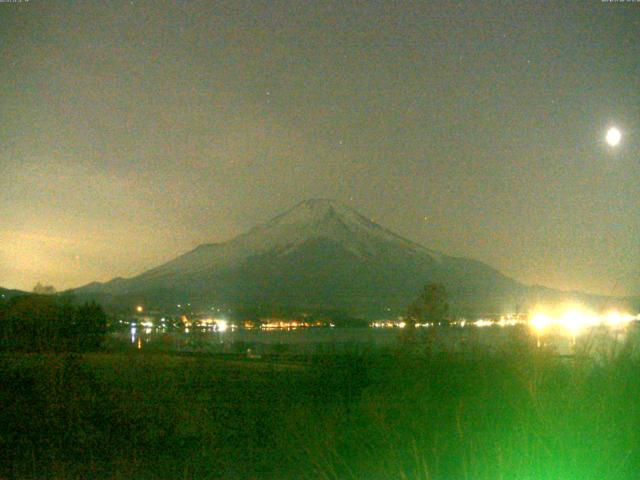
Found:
[70,199,623,318]
[234,198,433,259]
[136,198,436,280]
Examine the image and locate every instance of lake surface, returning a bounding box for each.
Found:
[113,323,640,357]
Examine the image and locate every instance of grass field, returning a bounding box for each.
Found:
[1,332,640,479]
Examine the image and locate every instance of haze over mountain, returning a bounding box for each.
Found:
[71,199,632,318]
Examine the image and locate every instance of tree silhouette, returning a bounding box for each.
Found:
[406,283,450,326]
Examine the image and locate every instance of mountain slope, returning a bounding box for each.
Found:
[0,287,29,300]
[70,199,624,317]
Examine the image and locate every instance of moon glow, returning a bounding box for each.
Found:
[606,127,622,147]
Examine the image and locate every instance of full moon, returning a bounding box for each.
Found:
[606,127,622,147]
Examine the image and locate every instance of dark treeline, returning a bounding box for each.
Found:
[0,295,107,352]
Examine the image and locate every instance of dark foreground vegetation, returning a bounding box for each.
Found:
[0,295,106,353]
[1,330,640,479]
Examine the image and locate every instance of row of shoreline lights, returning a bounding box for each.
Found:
[370,307,638,333]
[135,305,636,336]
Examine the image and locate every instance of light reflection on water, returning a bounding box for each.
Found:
[120,322,639,356]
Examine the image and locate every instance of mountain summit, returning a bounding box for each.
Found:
[72,199,618,317]
[231,198,441,261]
[121,199,437,283]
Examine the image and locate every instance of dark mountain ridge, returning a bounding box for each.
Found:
[0,287,28,300]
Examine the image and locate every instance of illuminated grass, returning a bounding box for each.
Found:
[1,336,640,479]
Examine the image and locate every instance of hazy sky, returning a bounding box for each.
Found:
[1,0,639,295]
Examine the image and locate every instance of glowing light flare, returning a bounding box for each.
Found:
[528,305,636,338]
[215,319,228,332]
[606,127,622,147]
[559,309,594,335]
[604,310,635,328]
[474,319,493,328]
[530,312,551,333]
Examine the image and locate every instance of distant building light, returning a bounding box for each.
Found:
[216,319,228,332]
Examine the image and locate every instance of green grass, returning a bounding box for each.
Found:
[1,333,640,479]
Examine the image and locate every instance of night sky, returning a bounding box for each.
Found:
[1,1,639,295]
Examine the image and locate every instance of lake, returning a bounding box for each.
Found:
[113,322,640,357]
